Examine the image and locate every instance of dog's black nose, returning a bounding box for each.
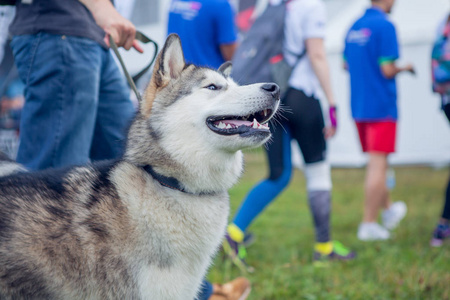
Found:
[261,83,280,100]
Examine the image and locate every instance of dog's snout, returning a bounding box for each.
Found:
[261,83,280,100]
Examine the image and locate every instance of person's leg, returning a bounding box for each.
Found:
[442,97,450,122]
[430,100,450,246]
[196,280,213,300]
[11,33,101,170]
[445,104,450,122]
[284,89,330,243]
[441,102,450,221]
[441,176,450,221]
[431,172,450,247]
[224,110,293,272]
[286,89,354,260]
[90,50,135,161]
[356,121,406,240]
[363,152,389,223]
[230,123,293,239]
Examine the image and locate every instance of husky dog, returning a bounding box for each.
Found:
[0,34,279,299]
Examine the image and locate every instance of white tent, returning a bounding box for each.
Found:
[125,0,450,167]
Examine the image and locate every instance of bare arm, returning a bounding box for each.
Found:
[380,62,415,79]
[306,38,335,107]
[78,0,142,52]
[306,38,336,138]
[220,43,237,62]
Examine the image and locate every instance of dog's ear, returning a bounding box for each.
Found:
[142,34,186,117]
[159,34,186,80]
[218,61,232,77]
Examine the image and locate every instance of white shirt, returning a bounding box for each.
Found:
[0,6,15,65]
[278,0,327,98]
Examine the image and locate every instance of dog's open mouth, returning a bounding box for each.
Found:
[206,109,273,136]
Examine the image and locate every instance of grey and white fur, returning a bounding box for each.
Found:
[0,34,280,299]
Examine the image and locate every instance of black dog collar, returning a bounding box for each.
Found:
[142,165,217,196]
[142,165,190,194]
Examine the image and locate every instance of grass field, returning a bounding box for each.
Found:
[208,149,450,300]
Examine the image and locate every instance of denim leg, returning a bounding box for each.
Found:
[11,33,101,170]
[196,280,213,300]
[90,50,135,161]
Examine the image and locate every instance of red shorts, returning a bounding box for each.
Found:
[355,121,397,153]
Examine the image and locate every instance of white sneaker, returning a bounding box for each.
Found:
[382,201,407,230]
[357,222,390,241]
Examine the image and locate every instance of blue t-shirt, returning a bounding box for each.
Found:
[167,0,237,69]
[344,7,399,121]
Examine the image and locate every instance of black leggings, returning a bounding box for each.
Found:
[442,104,450,220]
[443,103,450,123]
[267,88,326,180]
[442,175,450,220]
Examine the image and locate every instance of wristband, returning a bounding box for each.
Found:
[329,106,337,128]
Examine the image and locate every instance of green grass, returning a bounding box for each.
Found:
[208,149,450,300]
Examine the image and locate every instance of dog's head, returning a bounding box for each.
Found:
[126,34,280,193]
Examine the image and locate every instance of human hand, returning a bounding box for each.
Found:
[404,64,416,75]
[84,0,143,52]
[324,106,337,139]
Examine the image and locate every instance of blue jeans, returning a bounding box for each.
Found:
[197,280,213,300]
[11,33,134,170]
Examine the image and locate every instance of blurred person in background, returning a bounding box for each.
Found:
[429,12,450,247]
[223,0,356,273]
[0,4,22,158]
[168,1,250,299]
[8,0,142,170]
[167,0,238,69]
[343,0,415,241]
[0,43,24,132]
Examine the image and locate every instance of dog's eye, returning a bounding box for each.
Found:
[205,84,219,90]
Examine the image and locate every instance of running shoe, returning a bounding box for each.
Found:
[430,223,450,247]
[357,222,390,241]
[313,240,356,262]
[382,201,407,230]
[210,277,251,300]
[222,234,254,273]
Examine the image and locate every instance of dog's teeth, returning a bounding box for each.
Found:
[264,109,267,117]
[252,118,258,129]
[226,124,232,129]
[217,122,226,129]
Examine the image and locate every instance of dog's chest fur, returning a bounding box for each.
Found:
[0,162,229,300]
[112,163,230,299]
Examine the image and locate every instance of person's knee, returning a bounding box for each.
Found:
[269,165,284,181]
[268,165,291,188]
[304,161,332,191]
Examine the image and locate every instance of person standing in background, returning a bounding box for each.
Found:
[9,0,142,170]
[168,2,250,300]
[167,0,238,69]
[343,0,414,241]
[430,13,450,247]
[224,0,355,272]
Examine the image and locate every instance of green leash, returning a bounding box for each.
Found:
[109,31,158,102]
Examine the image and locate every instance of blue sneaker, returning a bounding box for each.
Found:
[430,223,450,247]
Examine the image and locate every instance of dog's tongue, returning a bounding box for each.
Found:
[225,120,252,126]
